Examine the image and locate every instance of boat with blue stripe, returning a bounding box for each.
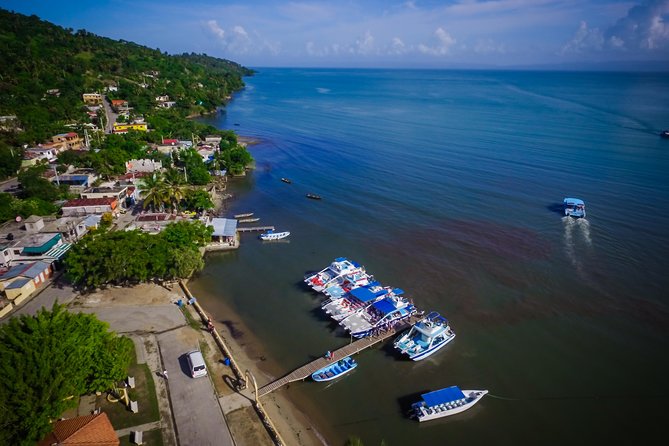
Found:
[323,283,400,322]
[322,270,373,299]
[411,386,488,421]
[311,356,357,382]
[304,258,365,293]
[394,311,455,361]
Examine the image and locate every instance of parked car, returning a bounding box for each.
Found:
[186,350,207,378]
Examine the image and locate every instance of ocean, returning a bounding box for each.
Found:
[191,68,669,445]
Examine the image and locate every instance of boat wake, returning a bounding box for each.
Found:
[563,217,593,276]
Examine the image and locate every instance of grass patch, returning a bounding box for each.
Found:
[98,357,160,429]
[181,305,201,330]
[119,428,164,446]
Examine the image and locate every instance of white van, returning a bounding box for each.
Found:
[186,350,207,378]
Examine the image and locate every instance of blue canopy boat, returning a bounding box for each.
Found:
[311,356,357,382]
[411,385,488,422]
[394,311,456,361]
[563,198,586,218]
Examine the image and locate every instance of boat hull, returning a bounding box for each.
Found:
[311,357,357,382]
[414,390,488,422]
[407,333,456,361]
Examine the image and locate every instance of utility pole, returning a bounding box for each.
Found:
[53,166,60,186]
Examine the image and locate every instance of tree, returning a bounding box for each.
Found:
[182,188,214,211]
[0,304,133,445]
[17,164,61,201]
[0,142,22,179]
[160,220,212,248]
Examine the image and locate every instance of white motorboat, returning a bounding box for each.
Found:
[259,229,290,241]
[412,386,488,422]
[304,258,364,293]
[394,311,455,361]
[323,282,397,322]
[322,271,373,299]
[338,292,417,338]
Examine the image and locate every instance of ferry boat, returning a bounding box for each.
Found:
[563,198,586,218]
[411,386,488,422]
[311,356,357,382]
[259,229,290,241]
[304,258,364,293]
[339,293,417,338]
[323,283,398,322]
[234,212,254,218]
[394,311,455,361]
[322,271,373,299]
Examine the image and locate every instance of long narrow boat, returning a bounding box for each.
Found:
[234,212,254,218]
[306,193,322,200]
[238,217,260,223]
[411,386,488,422]
[394,311,455,361]
[311,356,357,382]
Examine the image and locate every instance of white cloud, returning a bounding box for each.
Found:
[390,37,408,54]
[207,20,225,40]
[474,38,506,55]
[560,21,604,54]
[418,27,456,55]
[355,31,375,54]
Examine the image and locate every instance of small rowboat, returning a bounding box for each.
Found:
[312,356,357,382]
[306,193,322,200]
[238,217,260,223]
[281,178,292,183]
[234,212,254,218]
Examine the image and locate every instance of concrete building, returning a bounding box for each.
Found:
[0,260,53,305]
[82,92,103,104]
[61,197,118,217]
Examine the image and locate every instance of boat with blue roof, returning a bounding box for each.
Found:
[322,270,373,299]
[311,356,357,382]
[339,292,417,338]
[323,282,399,322]
[411,386,488,422]
[563,198,586,218]
[394,311,455,361]
[304,258,365,293]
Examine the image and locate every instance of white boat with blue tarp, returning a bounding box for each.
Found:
[322,271,374,299]
[412,386,488,422]
[304,257,365,293]
[394,311,455,361]
[311,356,357,382]
[323,282,399,322]
[563,197,586,218]
[339,292,417,338]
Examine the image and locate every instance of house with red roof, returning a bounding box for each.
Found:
[38,412,119,446]
[61,197,118,217]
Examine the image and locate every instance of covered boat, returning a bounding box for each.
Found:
[259,229,290,241]
[322,271,373,299]
[323,283,398,322]
[311,356,357,382]
[563,197,586,218]
[339,293,417,338]
[394,311,455,361]
[411,386,488,422]
[304,258,364,293]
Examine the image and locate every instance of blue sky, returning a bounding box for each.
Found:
[2,1,668,68]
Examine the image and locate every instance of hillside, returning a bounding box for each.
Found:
[0,8,253,145]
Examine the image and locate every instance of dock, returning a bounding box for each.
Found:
[237,226,275,233]
[257,315,420,397]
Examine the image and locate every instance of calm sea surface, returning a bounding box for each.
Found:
[192,69,669,445]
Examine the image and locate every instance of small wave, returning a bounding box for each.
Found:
[316,87,330,94]
[577,218,592,246]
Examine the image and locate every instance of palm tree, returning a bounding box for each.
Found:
[140,173,168,212]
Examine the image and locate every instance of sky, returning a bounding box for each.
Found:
[2,0,668,68]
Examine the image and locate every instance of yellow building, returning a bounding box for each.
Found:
[82,93,103,104]
[113,123,148,133]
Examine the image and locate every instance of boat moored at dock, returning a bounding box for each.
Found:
[394,311,455,361]
[563,198,586,218]
[339,292,417,338]
[259,229,290,241]
[323,282,396,322]
[311,356,358,382]
[304,258,365,293]
[234,212,254,218]
[322,271,373,299]
[411,386,488,421]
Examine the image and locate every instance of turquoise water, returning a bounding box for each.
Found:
[192,69,669,445]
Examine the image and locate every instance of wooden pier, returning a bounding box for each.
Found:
[237,226,275,233]
[257,315,420,397]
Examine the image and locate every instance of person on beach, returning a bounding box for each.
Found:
[163,369,168,380]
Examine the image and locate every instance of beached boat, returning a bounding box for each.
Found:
[311,356,357,382]
[394,311,455,361]
[323,282,397,322]
[322,271,374,299]
[304,258,365,293]
[281,177,292,183]
[238,217,260,223]
[339,293,417,338]
[563,198,586,218]
[411,386,488,422]
[306,193,322,200]
[234,212,254,218]
[259,229,290,241]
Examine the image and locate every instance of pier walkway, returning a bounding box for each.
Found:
[257,315,420,397]
[237,226,274,232]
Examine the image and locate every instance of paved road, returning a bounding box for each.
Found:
[75,304,185,334]
[159,328,234,446]
[101,95,118,134]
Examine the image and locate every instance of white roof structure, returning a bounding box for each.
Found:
[209,218,237,237]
